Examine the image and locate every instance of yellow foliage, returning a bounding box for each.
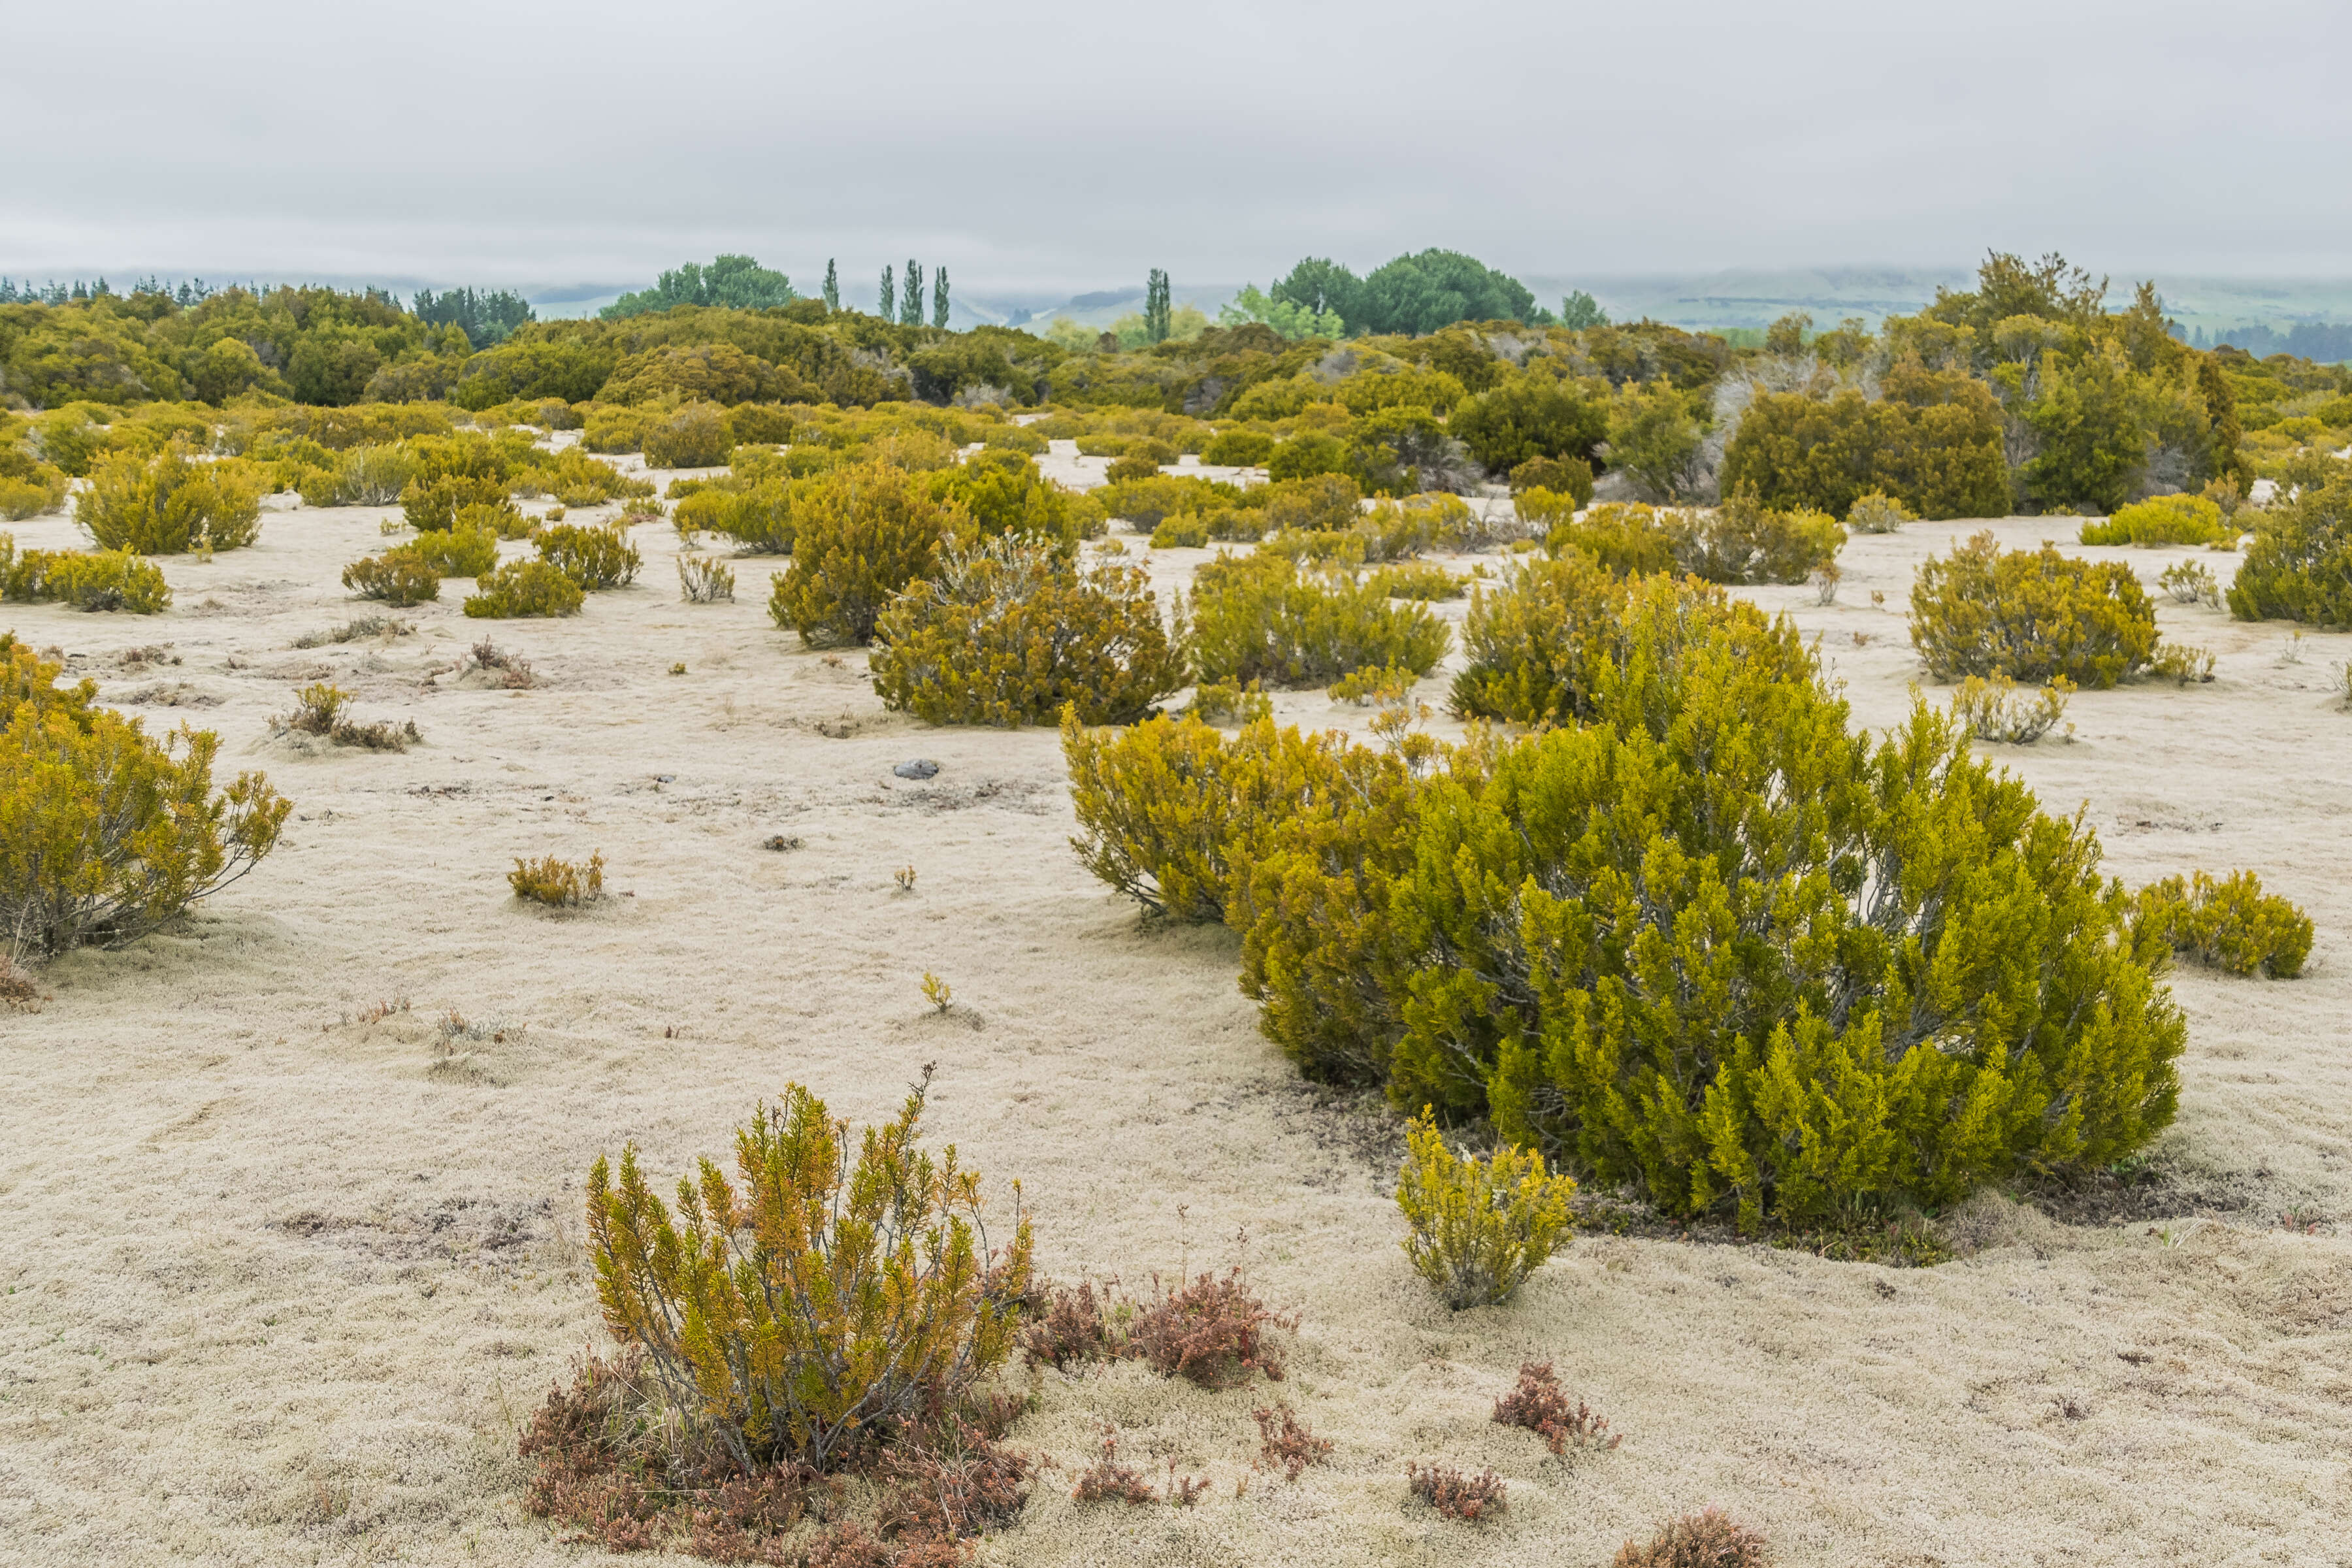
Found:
[1396,1110,1575,1310]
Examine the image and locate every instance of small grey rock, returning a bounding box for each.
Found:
[893,759,940,780]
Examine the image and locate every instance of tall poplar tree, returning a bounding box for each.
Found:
[932,266,950,329]
[823,259,839,311]
[879,266,895,320]
[1145,269,1171,344]
[902,261,924,326]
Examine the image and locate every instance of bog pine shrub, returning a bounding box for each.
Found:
[341,547,442,606]
[510,851,604,906]
[2130,870,2312,979]
[466,557,585,619]
[1071,576,2188,1228]
[641,402,735,470]
[2079,493,2229,547]
[870,535,1186,726]
[76,444,263,553]
[675,480,794,553]
[2,538,173,613]
[768,461,972,646]
[2227,466,2352,626]
[0,449,71,519]
[1396,1110,1576,1309]
[1542,492,1841,585]
[1,634,290,955]
[402,472,516,533]
[586,1068,1032,1473]
[1910,531,2159,688]
[534,522,640,589]
[1186,550,1448,689]
[409,521,501,578]
[1846,489,1914,533]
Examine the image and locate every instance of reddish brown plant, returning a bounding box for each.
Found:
[1252,1405,1333,1481]
[1611,1506,1771,1568]
[1492,1361,1621,1456]
[1407,1461,1507,1523]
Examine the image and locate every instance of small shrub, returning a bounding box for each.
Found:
[642,402,735,469]
[1509,454,1595,506]
[1071,1428,1156,1507]
[1328,664,1418,706]
[921,972,952,1013]
[768,461,972,646]
[1397,1111,1575,1309]
[2148,641,2216,685]
[1149,514,1212,547]
[0,457,70,519]
[1543,500,1680,576]
[286,681,350,735]
[1126,1268,1295,1389]
[293,615,411,648]
[510,851,605,906]
[1261,473,1364,534]
[296,443,421,508]
[678,555,736,603]
[2130,870,2312,979]
[278,681,419,751]
[581,404,649,454]
[1405,1462,1505,1522]
[869,535,1187,727]
[1612,1508,1769,1568]
[1950,672,2072,743]
[1188,679,1269,725]
[1103,453,1161,483]
[2158,559,2223,607]
[1252,1405,1333,1481]
[463,639,536,688]
[1677,487,1844,585]
[1201,430,1275,467]
[1492,1363,1618,1455]
[1910,532,2159,688]
[410,521,501,578]
[2081,493,2228,547]
[676,482,795,553]
[1186,551,1448,688]
[401,472,515,533]
[1846,489,1914,532]
[586,1068,1032,1473]
[534,522,641,589]
[2,544,173,613]
[342,547,442,606]
[76,444,263,553]
[466,558,585,619]
[459,498,535,540]
[0,635,289,955]
[1366,561,1463,601]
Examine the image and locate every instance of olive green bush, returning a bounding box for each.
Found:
[534,522,641,589]
[1910,532,2159,687]
[2226,467,2352,625]
[1201,430,1275,467]
[674,481,794,553]
[465,557,585,619]
[1846,489,1913,533]
[1507,455,1594,506]
[1096,474,1243,529]
[342,547,442,606]
[0,635,290,955]
[2130,870,2312,978]
[640,402,735,470]
[2158,559,2223,608]
[1673,487,1844,584]
[1,540,173,613]
[410,521,501,578]
[295,444,422,508]
[1103,453,1162,484]
[1260,474,1363,534]
[1541,502,1680,578]
[581,404,649,454]
[402,472,516,532]
[677,554,735,603]
[77,444,263,553]
[1368,562,1463,601]
[1396,1110,1576,1309]
[767,461,972,645]
[1186,551,1448,688]
[932,449,1083,548]
[2079,493,2229,547]
[870,535,1186,726]
[0,448,71,519]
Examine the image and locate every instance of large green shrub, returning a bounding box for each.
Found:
[401,472,516,532]
[2079,493,2228,547]
[409,521,501,578]
[1719,374,2011,521]
[1910,532,2159,687]
[870,536,1185,726]
[2227,467,2352,625]
[1,635,289,955]
[932,449,1081,548]
[465,557,585,618]
[1186,551,1448,688]
[1201,429,1276,467]
[341,547,442,606]
[640,402,736,469]
[767,461,970,645]
[76,444,263,553]
[1,540,173,613]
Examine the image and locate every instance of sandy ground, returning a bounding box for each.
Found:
[3,456,2351,1567]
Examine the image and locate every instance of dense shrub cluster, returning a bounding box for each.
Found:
[2130,870,2312,978]
[342,547,442,606]
[1910,532,2159,687]
[870,536,1185,725]
[465,557,584,618]
[2227,466,2352,625]
[2080,493,2230,547]
[534,522,640,589]
[0,446,71,519]
[1,634,289,955]
[1186,551,1448,688]
[408,521,501,578]
[768,461,972,645]
[640,402,736,468]
[1542,491,1841,585]
[76,444,263,553]
[1720,370,2012,520]
[2,537,173,612]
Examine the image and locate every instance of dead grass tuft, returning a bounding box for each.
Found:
[1022,1269,1296,1390]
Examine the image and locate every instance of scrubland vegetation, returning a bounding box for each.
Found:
[3,242,2348,1567]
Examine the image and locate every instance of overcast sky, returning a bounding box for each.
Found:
[8,0,2349,299]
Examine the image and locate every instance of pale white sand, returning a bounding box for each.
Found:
[2,484,2349,1566]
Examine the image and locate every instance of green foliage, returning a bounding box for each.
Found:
[1846,489,1914,532]
[341,547,442,606]
[1218,283,1344,341]
[1950,672,2072,743]
[410,521,501,578]
[1450,377,1607,475]
[600,255,795,319]
[1675,487,1844,584]
[1720,372,2012,522]
[294,443,423,508]
[2019,344,2148,514]
[870,536,1186,726]
[1095,473,1243,528]
[534,521,642,589]
[2159,558,2223,608]
[581,405,649,454]
[1273,250,1543,337]
[401,472,515,532]
[585,1070,1032,1473]
[1605,382,1706,500]
[1911,532,2159,687]
[76,445,263,553]
[1,540,173,612]
[511,850,604,906]
[1201,429,1276,466]
[1396,1111,1575,1310]
[0,635,289,955]
[1367,561,1463,601]
[0,446,72,519]
[600,343,804,407]
[1508,455,1593,506]
[766,461,971,646]
[465,557,585,619]
[2080,493,2227,547]
[1265,431,1353,483]
[1186,551,1449,688]
[2130,870,2312,979]
[676,554,735,603]
[675,482,794,553]
[639,402,736,469]
[2226,466,2352,625]
[1103,453,1160,484]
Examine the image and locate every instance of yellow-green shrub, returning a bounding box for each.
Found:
[401,472,515,532]
[585,1070,1032,1471]
[1096,474,1243,527]
[295,444,423,508]
[2227,466,2352,626]
[465,557,585,619]
[1260,474,1362,533]
[932,449,1082,548]
[410,522,501,578]
[1910,531,2159,688]
[1949,672,2071,743]
[2130,870,2312,979]
[870,536,1186,727]
[1186,551,1448,687]
[534,521,641,589]
[675,482,794,552]
[766,461,971,646]
[341,547,442,606]
[1367,561,1463,600]
[1,541,173,613]
[1397,1111,1575,1310]
[2080,493,2228,547]
[76,444,263,553]
[641,402,735,469]
[677,554,735,602]
[0,636,289,955]
[1846,489,1913,533]
[1201,429,1275,467]
[1507,455,1594,506]
[510,851,604,906]
[1673,487,1844,584]
[0,448,71,519]
[581,404,649,454]
[1103,453,1160,483]
[1542,501,1680,577]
